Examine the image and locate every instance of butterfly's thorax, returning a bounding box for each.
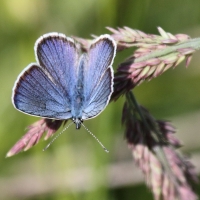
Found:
[71,54,85,122]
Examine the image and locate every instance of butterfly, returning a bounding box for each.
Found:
[12,33,116,129]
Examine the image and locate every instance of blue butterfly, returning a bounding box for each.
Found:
[12,33,116,129]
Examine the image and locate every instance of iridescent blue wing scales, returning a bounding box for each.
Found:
[13,64,72,119]
[12,33,78,119]
[82,35,116,119]
[35,33,78,98]
[83,67,113,118]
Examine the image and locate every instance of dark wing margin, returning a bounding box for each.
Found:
[82,34,116,119]
[12,64,72,119]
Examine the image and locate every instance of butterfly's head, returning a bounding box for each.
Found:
[72,117,83,129]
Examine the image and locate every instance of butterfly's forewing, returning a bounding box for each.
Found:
[35,33,78,98]
[82,35,116,119]
[12,33,78,119]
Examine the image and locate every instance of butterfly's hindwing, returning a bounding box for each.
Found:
[12,64,72,119]
[82,67,113,119]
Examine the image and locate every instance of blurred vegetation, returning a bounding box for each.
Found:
[1,0,200,199]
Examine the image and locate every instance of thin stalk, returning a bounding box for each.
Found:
[126,91,178,188]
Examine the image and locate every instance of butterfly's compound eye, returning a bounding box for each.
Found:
[72,117,82,129]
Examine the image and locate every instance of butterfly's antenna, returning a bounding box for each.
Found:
[43,122,73,151]
[81,123,109,153]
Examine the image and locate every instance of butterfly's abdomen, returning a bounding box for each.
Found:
[71,54,85,119]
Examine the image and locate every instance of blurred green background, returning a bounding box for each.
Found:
[1,0,200,199]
